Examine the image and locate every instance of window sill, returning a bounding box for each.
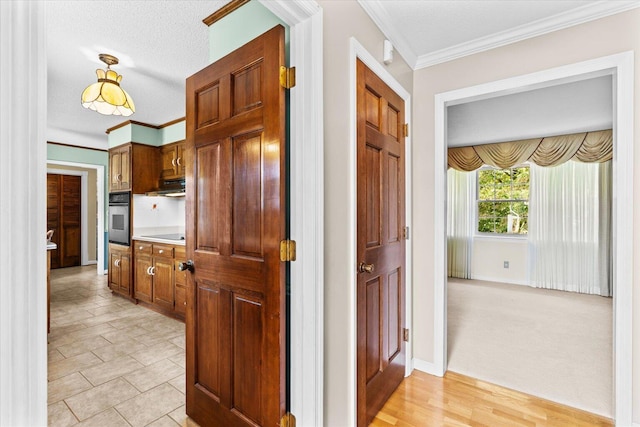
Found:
[474,233,528,242]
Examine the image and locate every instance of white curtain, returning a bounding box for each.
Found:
[528,161,612,296]
[447,168,474,278]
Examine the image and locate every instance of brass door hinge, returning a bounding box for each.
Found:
[280,412,296,427]
[403,123,409,137]
[280,66,296,89]
[280,239,297,262]
[402,226,410,240]
[403,328,410,342]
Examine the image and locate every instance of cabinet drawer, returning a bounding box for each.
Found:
[153,244,174,258]
[135,242,152,255]
[174,245,186,258]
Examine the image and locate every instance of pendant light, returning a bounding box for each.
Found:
[81,53,135,116]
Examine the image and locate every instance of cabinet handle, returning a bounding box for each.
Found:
[176,157,181,166]
[172,158,176,167]
[184,301,187,306]
[114,259,120,267]
[150,266,155,276]
[159,249,164,254]
[146,266,151,275]
[139,246,143,250]
[116,173,122,182]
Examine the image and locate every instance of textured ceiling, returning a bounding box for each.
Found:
[46,0,639,150]
[46,0,227,149]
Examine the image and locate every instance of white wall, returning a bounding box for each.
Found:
[132,195,185,230]
[412,8,640,423]
[471,238,528,285]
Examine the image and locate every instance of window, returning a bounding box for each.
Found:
[477,165,529,235]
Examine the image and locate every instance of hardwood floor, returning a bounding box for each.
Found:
[370,370,613,427]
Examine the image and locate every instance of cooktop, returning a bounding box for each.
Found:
[142,233,185,241]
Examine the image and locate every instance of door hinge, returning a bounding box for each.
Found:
[402,226,410,240]
[403,123,409,137]
[280,412,296,427]
[403,328,410,342]
[280,239,297,262]
[280,66,296,89]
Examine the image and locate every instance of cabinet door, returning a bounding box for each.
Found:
[174,284,187,316]
[176,142,186,177]
[161,145,178,180]
[134,256,153,303]
[119,146,132,190]
[109,252,120,291]
[110,150,122,191]
[174,258,187,315]
[153,257,174,310]
[120,252,131,295]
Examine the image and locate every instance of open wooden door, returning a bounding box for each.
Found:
[356,59,406,426]
[185,25,287,427]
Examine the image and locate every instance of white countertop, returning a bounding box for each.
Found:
[132,226,186,246]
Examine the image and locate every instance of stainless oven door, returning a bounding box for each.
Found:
[108,204,130,246]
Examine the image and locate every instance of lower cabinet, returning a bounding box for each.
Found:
[109,243,131,298]
[133,240,185,320]
[174,246,187,316]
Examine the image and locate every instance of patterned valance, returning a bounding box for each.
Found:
[448,129,612,171]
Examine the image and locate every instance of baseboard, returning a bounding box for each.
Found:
[86,260,97,265]
[469,274,529,287]
[413,358,444,377]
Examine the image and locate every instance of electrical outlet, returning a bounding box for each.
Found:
[504,261,509,269]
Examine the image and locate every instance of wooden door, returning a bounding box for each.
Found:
[47,173,81,269]
[185,25,287,427]
[356,59,406,426]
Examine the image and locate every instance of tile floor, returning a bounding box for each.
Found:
[48,266,199,427]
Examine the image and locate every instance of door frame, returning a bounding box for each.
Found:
[349,37,414,424]
[257,2,325,425]
[433,52,634,425]
[48,161,106,275]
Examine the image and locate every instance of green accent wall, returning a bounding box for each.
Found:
[161,121,186,144]
[109,121,185,148]
[209,0,289,63]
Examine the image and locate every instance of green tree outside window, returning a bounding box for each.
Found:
[477,165,529,234]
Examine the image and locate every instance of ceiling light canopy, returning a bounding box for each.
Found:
[81,53,135,116]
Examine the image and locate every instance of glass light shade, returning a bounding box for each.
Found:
[81,68,135,116]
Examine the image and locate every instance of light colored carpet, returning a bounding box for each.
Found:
[447,278,613,418]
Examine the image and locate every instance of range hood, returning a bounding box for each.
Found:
[145,178,185,197]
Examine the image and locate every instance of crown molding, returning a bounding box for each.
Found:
[414,1,640,69]
[359,0,640,71]
[357,0,417,69]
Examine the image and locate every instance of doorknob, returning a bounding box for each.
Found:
[179,260,194,272]
[359,262,375,273]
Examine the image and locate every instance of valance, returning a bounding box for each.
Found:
[448,129,612,171]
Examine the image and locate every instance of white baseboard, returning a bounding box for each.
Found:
[413,358,444,377]
[631,422,640,427]
[86,260,97,265]
[469,274,529,287]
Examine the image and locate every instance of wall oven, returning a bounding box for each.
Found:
[108,192,130,246]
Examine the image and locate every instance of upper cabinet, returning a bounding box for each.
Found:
[160,140,186,180]
[109,143,160,193]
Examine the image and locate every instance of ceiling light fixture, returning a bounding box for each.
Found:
[81,53,135,116]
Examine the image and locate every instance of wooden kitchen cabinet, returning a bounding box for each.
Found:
[160,141,186,180]
[108,243,131,298]
[109,143,160,193]
[174,246,187,316]
[133,240,185,320]
[151,244,175,311]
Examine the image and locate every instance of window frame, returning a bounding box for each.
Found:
[475,163,530,239]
